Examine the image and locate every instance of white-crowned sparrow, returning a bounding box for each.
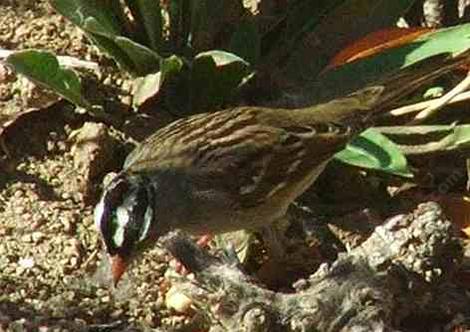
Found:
[94,52,470,285]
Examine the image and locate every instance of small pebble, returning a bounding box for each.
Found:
[101,295,111,303]
[15,206,26,215]
[18,257,35,269]
[31,231,45,243]
[21,234,32,242]
[13,190,24,198]
[165,286,193,314]
[60,217,72,233]
[47,141,55,152]
[69,257,78,267]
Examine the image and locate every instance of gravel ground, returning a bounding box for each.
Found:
[0,2,192,331]
[2,2,470,331]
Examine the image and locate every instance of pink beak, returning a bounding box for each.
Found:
[110,254,127,286]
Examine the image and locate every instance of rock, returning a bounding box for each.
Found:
[165,285,194,314]
[31,231,45,243]
[69,122,119,201]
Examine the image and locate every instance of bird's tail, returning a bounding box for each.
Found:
[307,49,470,124]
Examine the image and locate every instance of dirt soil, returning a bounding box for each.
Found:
[0,1,193,331]
[2,1,470,332]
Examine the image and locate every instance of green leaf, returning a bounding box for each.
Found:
[314,23,470,102]
[335,128,412,177]
[168,0,192,51]
[132,55,185,109]
[400,24,470,65]
[114,37,161,75]
[6,50,90,109]
[88,34,137,73]
[269,0,414,87]
[144,51,251,115]
[189,0,229,49]
[125,0,163,51]
[190,50,252,112]
[51,0,161,76]
[160,55,191,114]
[50,0,125,35]
[83,18,161,75]
[197,50,249,66]
[160,55,185,89]
[229,20,261,65]
[132,72,161,109]
[82,16,117,36]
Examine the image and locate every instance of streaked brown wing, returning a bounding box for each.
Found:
[123,111,215,170]
[125,107,355,207]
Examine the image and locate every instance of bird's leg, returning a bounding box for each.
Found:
[173,234,213,274]
[255,221,297,288]
[259,220,290,261]
[257,213,328,288]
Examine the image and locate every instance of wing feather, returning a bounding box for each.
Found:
[125,107,355,207]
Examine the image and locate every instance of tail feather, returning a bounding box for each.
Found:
[366,50,470,110]
[307,49,470,125]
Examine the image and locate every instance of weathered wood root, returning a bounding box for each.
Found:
[162,202,464,332]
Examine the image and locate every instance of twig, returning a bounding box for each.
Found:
[389,90,470,117]
[388,71,470,121]
[82,249,99,270]
[409,71,470,124]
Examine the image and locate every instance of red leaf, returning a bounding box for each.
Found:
[325,27,434,72]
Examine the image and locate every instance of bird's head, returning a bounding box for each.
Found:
[94,173,158,286]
